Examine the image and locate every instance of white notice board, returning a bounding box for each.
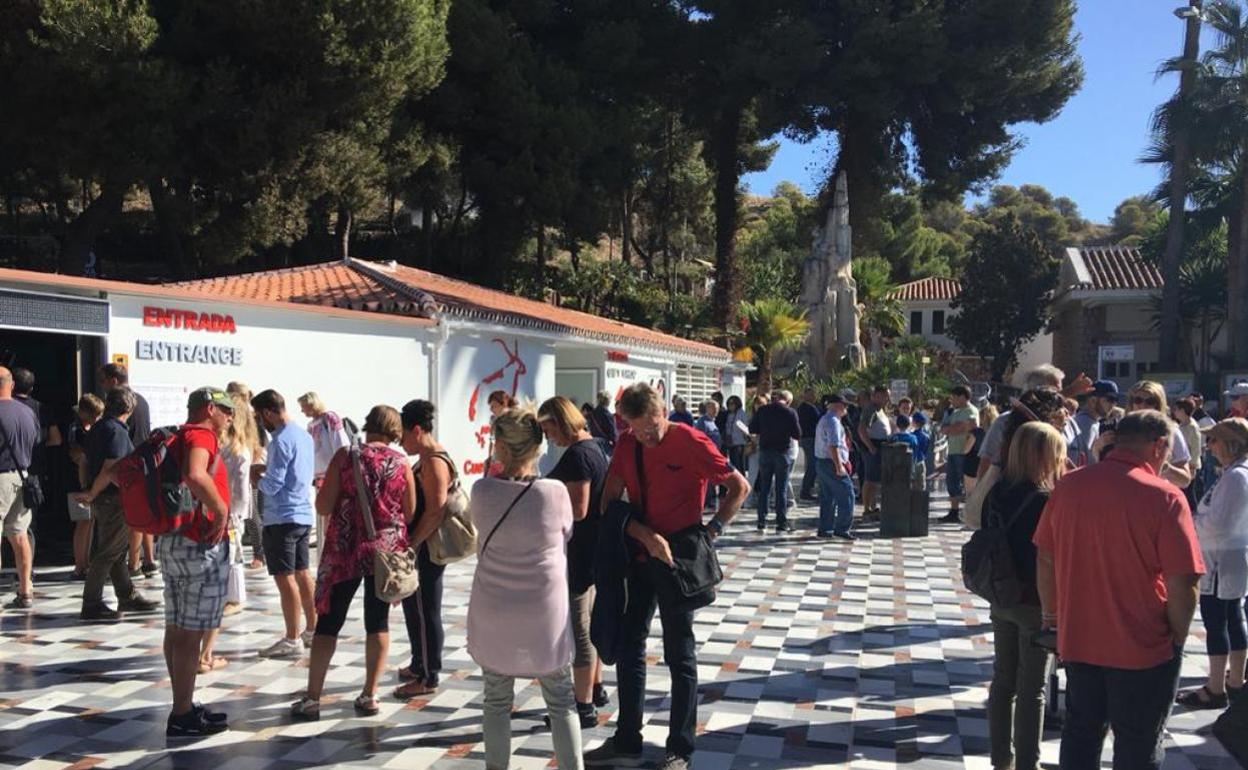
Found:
[134,382,194,430]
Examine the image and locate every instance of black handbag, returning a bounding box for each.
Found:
[1,427,43,510]
[635,442,722,613]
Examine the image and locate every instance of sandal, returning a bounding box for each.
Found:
[1175,685,1228,710]
[397,665,423,682]
[354,694,380,715]
[393,680,437,699]
[290,696,321,720]
[198,656,229,674]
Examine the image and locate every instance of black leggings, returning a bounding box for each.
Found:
[314,575,390,637]
[1200,592,1247,656]
[401,543,445,686]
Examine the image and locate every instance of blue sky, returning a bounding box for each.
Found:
[742,1,1197,223]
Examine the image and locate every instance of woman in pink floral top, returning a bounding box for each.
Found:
[291,405,416,719]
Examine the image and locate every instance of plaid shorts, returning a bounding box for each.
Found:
[158,533,230,631]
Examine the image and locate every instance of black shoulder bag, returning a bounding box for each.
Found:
[0,424,43,511]
[635,441,722,614]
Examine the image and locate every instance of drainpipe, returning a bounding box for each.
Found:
[430,315,451,442]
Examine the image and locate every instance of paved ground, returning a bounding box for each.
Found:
[0,495,1237,770]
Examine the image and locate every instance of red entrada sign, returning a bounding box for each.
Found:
[143,306,237,334]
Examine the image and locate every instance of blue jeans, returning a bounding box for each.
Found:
[755,449,792,528]
[947,453,968,499]
[816,458,855,535]
[1060,652,1182,770]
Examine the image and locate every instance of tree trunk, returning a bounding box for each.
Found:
[1229,165,1248,367]
[536,224,547,288]
[60,181,125,275]
[710,100,744,330]
[569,240,581,273]
[758,349,772,396]
[835,113,891,259]
[334,204,353,260]
[621,193,632,267]
[148,177,191,279]
[1159,1,1203,370]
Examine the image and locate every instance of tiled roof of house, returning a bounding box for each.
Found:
[170,259,728,360]
[888,276,962,302]
[1068,246,1163,291]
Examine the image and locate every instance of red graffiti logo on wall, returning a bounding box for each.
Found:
[463,338,528,477]
[468,338,528,422]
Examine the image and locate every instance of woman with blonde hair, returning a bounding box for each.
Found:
[198,391,265,673]
[228,381,268,569]
[538,396,611,727]
[984,421,1067,770]
[1176,418,1248,709]
[1117,380,1192,488]
[963,404,999,493]
[468,407,582,769]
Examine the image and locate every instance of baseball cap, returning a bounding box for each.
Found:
[840,388,858,400]
[823,394,845,406]
[188,387,234,411]
[1202,417,1248,446]
[1224,380,1248,397]
[1090,379,1120,399]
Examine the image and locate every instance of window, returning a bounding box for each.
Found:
[909,311,923,335]
[932,310,946,334]
[674,364,720,413]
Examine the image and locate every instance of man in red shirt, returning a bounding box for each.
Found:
[1033,410,1204,770]
[1225,380,1248,419]
[585,383,748,770]
[162,387,233,738]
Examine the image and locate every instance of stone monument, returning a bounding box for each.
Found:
[800,170,866,376]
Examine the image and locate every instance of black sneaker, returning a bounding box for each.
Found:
[584,737,643,767]
[939,511,961,524]
[755,525,766,533]
[142,561,159,578]
[167,706,229,737]
[545,704,599,730]
[592,683,610,708]
[832,532,857,541]
[80,604,122,621]
[5,594,32,610]
[118,595,160,613]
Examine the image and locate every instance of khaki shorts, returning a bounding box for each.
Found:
[0,472,32,536]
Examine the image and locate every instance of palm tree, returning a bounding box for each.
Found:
[732,298,810,394]
[852,256,905,352]
[1149,1,1248,366]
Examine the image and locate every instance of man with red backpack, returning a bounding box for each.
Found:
[159,387,234,737]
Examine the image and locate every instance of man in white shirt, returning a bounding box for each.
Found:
[815,395,855,541]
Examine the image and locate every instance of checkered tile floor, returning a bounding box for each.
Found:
[0,495,1237,769]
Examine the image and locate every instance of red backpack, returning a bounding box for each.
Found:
[114,426,216,536]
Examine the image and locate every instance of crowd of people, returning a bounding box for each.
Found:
[2,357,1248,769]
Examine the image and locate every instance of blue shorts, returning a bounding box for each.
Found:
[947,454,968,498]
[864,450,882,483]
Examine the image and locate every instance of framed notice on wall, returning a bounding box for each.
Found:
[134,383,194,430]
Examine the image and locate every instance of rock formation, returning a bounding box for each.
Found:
[800,170,866,375]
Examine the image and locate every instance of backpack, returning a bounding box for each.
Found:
[114,426,217,536]
[961,487,1039,608]
[423,451,477,566]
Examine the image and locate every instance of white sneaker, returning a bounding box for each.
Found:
[301,630,315,648]
[259,637,302,659]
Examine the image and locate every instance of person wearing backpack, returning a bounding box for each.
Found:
[982,422,1067,770]
[469,408,583,770]
[74,386,161,620]
[161,387,234,737]
[394,399,456,699]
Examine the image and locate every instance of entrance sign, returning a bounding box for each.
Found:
[135,339,243,366]
[0,288,109,335]
[143,306,237,333]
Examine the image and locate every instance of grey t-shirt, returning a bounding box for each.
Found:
[0,399,39,472]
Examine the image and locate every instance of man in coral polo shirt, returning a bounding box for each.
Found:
[1034,410,1204,770]
[585,383,749,770]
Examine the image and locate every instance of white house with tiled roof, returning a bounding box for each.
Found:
[0,259,746,507]
[888,275,1054,386]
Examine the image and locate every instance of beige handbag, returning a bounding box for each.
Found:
[424,452,477,566]
[961,463,1000,530]
[351,447,419,602]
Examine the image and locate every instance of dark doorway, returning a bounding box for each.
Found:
[0,329,100,567]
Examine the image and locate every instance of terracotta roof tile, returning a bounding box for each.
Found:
[170,260,728,361]
[1072,246,1162,291]
[888,276,962,302]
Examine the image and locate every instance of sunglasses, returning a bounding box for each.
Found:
[1131,396,1157,406]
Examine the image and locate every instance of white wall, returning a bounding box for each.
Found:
[603,355,673,407]
[1010,332,1055,388]
[438,332,556,479]
[107,294,433,429]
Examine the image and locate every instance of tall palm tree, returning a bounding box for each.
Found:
[852,256,905,352]
[732,298,810,394]
[1150,1,1248,366]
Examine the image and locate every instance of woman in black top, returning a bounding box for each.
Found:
[538,396,610,728]
[983,421,1067,770]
